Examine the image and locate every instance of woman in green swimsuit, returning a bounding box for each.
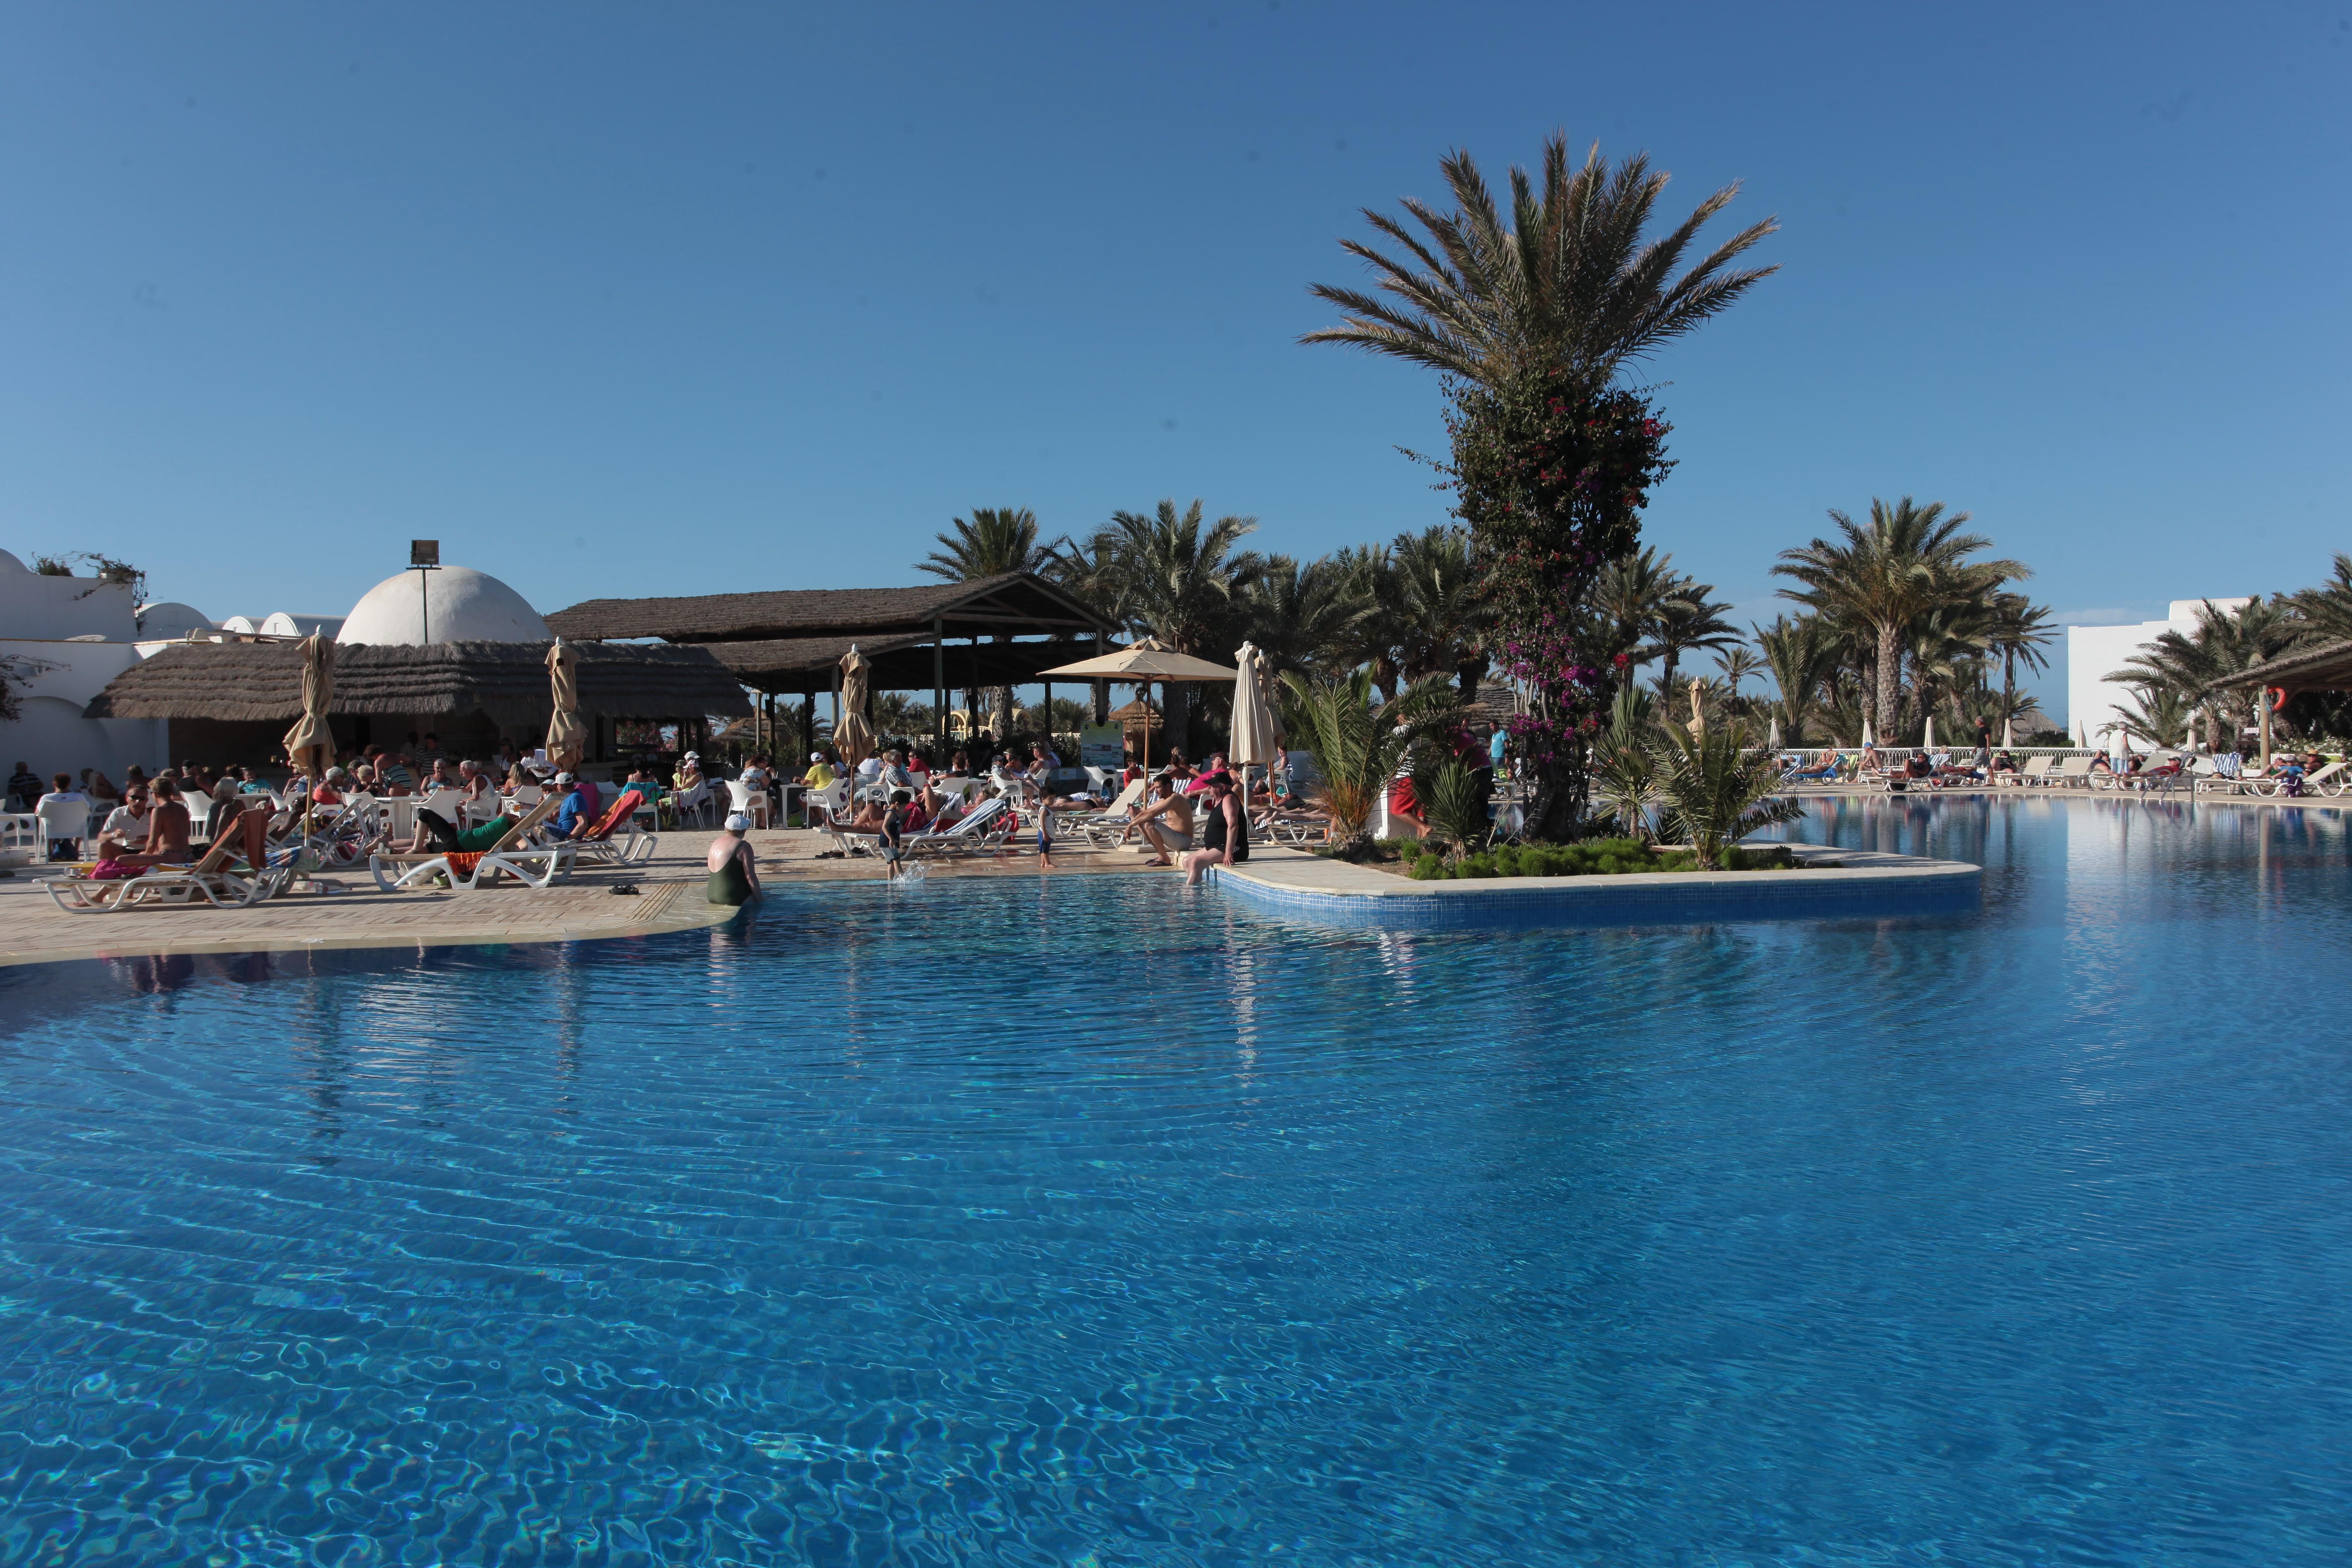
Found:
[706,812,763,905]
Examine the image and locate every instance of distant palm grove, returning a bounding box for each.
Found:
[884,132,2352,836]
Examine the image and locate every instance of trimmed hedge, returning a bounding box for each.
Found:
[1394,837,1811,880]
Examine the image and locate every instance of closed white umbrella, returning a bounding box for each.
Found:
[835,646,877,769]
[2001,716,2016,749]
[281,632,335,779]
[1767,714,1782,750]
[1861,715,1875,747]
[546,639,589,771]
[1923,714,1936,751]
[1228,641,1281,838]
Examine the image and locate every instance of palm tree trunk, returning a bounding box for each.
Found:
[1875,622,1903,743]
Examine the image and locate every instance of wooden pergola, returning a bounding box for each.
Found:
[2208,637,2352,767]
[544,572,1121,753]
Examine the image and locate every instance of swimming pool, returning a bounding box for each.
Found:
[3,794,2348,1565]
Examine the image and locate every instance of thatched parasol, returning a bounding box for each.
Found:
[280,633,336,778]
[834,645,877,768]
[546,639,590,769]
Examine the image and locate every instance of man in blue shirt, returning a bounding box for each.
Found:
[544,774,590,840]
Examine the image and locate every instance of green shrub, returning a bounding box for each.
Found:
[1393,833,1813,879]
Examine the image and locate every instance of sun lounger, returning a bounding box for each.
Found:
[2037,755,2094,788]
[369,793,569,892]
[1256,811,1331,846]
[1067,779,1150,844]
[44,807,291,913]
[828,796,1017,860]
[557,790,656,869]
[1997,754,2053,787]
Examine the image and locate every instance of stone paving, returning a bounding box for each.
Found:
[0,826,1175,969]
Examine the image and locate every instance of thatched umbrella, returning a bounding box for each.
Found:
[280,633,336,779]
[546,638,590,769]
[834,645,877,769]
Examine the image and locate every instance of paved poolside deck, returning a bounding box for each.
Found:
[0,828,1172,969]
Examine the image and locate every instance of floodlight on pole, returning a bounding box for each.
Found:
[410,540,441,644]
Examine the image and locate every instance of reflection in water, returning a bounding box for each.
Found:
[12,803,2352,1565]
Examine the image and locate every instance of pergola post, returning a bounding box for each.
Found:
[933,616,946,755]
[1093,632,1108,725]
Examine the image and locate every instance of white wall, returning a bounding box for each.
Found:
[0,561,137,640]
[0,639,168,783]
[2065,598,2251,747]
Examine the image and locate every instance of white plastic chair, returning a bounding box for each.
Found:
[802,780,851,829]
[34,796,89,856]
[673,779,716,828]
[725,779,771,828]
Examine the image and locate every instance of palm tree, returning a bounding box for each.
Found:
[1591,547,1693,669]
[1389,526,1494,695]
[2111,598,2296,751]
[2288,555,2352,643]
[1278,669,1460,854]
[1303,134,1777,395]
[1079,498,1262,754]
[1330,542,1407,700]
[1646,721,1804,869]
[1985,593,2058,737]
[1649,579,1739,697]
[1241,554,1370,685]
[918,506,1058,582]
[1772,497,2025,742]
[918,507,1066,744]
[1714,645,1764,709]
[2109,685,2192,748]
[1754,614,1834,746]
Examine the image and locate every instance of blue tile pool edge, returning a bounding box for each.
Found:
[1207,853,1981,930]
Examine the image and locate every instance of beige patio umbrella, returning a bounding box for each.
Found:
[1228,641,1282,828]
[281,632,335,779]
[1039,638,1235,771]
[546,638,590,770]
[834,645,877,769]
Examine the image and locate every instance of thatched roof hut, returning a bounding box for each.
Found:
[545,571,1114,646]
[84,640,750,727]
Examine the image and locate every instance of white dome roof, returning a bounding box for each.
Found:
[339,566,551,645]
[0,548,27,574]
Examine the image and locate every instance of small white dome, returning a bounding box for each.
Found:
[339,565,551,645]
[0,548,27,574]
[137,601,215,640]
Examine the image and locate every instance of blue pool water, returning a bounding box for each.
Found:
[3,794,2350,1566]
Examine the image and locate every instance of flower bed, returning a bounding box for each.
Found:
[1391,837,1826,881]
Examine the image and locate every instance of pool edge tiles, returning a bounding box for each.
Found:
[1209,845,1981,930]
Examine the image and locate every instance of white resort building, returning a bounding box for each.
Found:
[0,552,551,782]
[2066,598,2252,748]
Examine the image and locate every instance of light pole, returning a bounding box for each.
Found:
[410,539,441,643]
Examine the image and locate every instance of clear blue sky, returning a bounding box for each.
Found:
[5,4,2348,717]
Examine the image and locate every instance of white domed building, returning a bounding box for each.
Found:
[85,560,748,775]
[338,566,552,647]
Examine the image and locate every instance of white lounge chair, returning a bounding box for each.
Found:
[44,816,292,913]
[369,794,570,892]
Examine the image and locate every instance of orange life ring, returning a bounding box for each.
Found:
[2265,686,2289,713]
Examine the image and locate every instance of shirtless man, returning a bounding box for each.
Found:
[1122,776,1195,867]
